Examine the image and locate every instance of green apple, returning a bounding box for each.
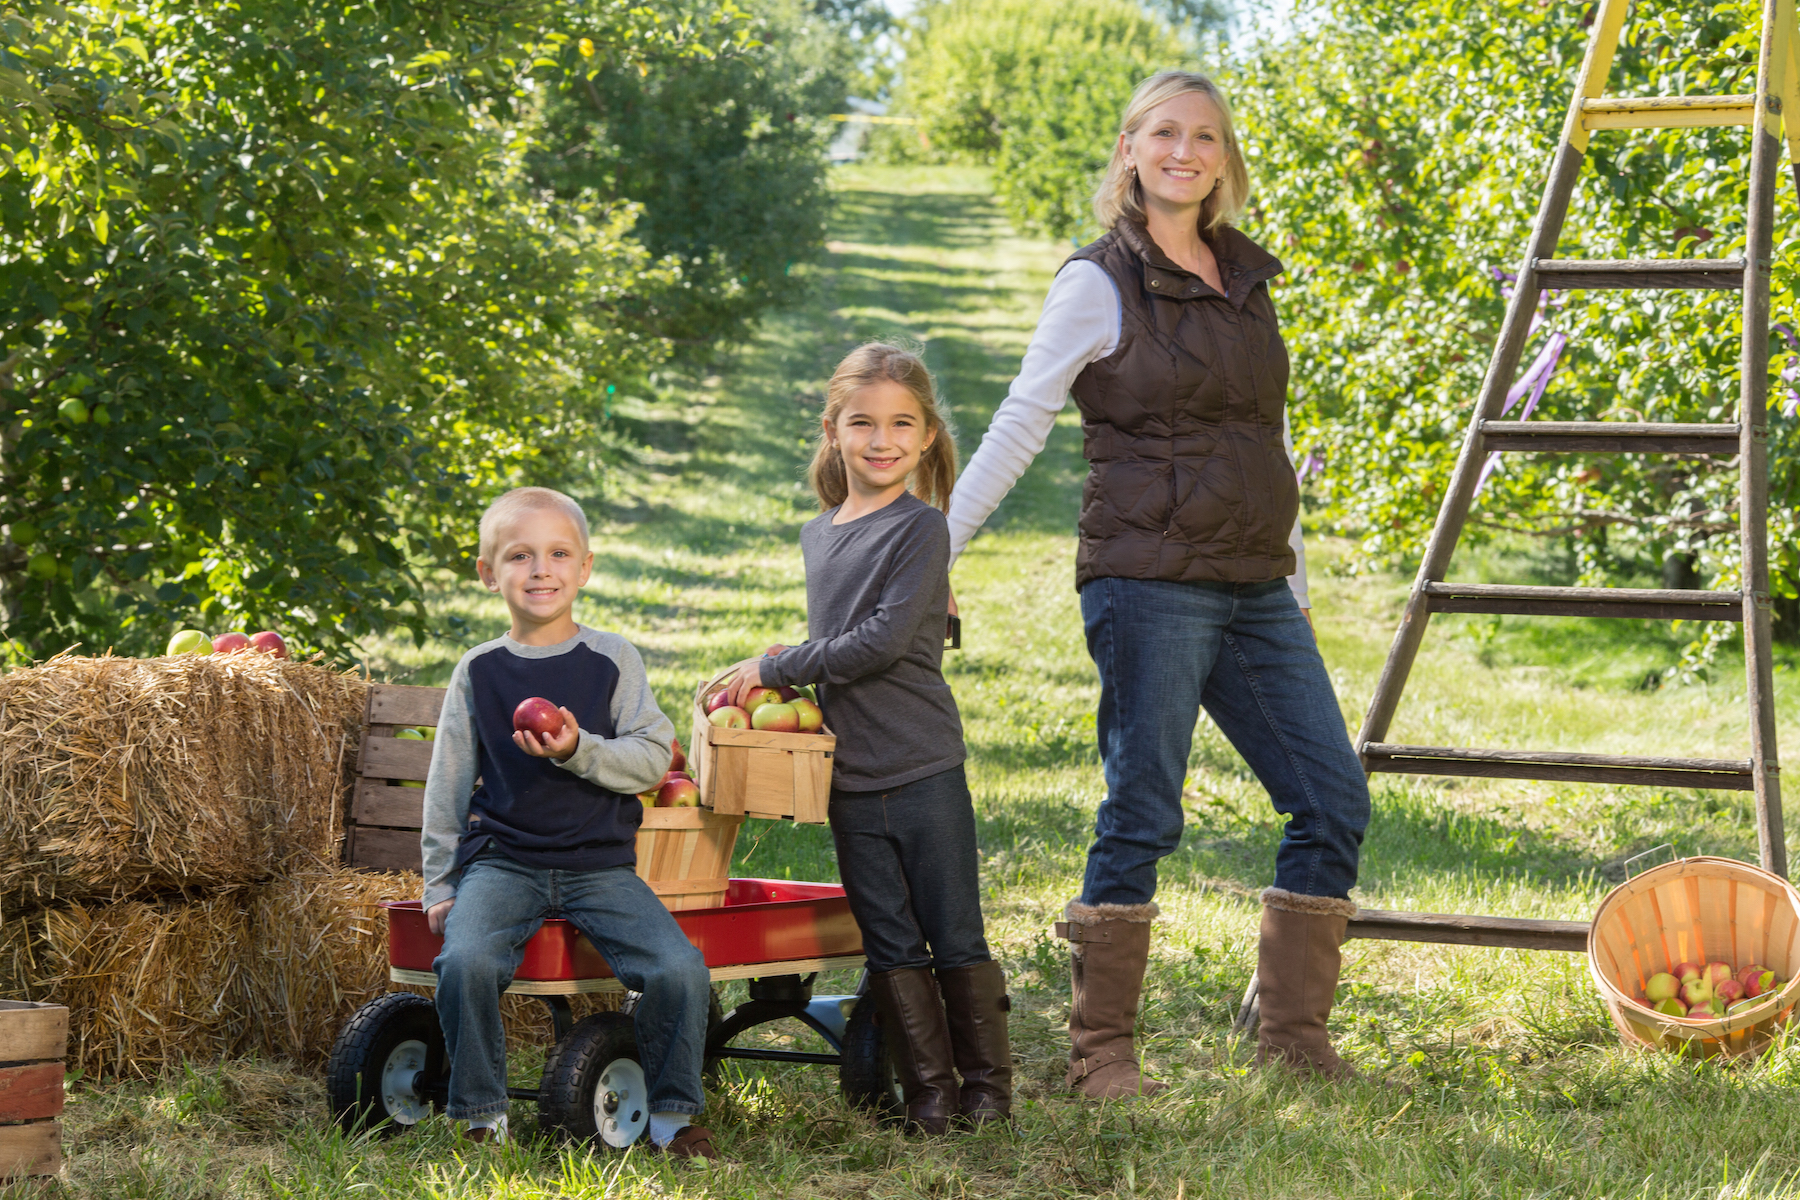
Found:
[166,629,212,655]
[1653,997,1688,1017]
[57,396,88,424]
[1644,972,1680,1003]
[26,552,57,580]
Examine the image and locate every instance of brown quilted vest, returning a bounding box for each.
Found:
[1065,220,1299,589]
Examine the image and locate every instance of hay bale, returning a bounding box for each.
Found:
[0,653,367,905]
[0,866,620,1077]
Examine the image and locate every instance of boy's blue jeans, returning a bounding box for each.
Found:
[1078,576,1370,906]
[433,853,710,1121]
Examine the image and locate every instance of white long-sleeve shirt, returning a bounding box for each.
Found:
[946,259,1311,607]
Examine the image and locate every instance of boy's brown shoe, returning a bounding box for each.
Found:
[651,1124,720,1163]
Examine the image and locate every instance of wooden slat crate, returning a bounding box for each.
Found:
[0,1000,67,1181]
[691,671,834,824]
[344,684,735,909]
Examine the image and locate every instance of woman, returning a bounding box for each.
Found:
[946,71,1370,1097]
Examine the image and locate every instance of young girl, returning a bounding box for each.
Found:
[723,342,1011,1134]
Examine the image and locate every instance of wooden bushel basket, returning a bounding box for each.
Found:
[0,1000,67,1182]
[636,806,742,911]
[1588,856,1800,1058]
[691,667,834,824]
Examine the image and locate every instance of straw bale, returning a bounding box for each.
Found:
[0,652,367,905]
[0,865,620,1077]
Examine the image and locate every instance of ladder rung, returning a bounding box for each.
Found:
[1421,582,1744,622]
[1481,420,1740,453]
[1533,258,1745,289]
[1581,94,1756,130]
[1362,743,1757,791]
[1347,909,1589,953]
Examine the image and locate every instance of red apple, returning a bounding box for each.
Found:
[704,689,734,715]
[212,631,252,654]
[1680,977,1712,1007]
[708,705,750,729]
[656,776,700,808]
[249,630,288,658]
[773,685,799,702]
[1715,979,1746,1004]
[1705,962,1734,988]
[1674,962,1702,984]
[1644,972,1680,1003]
[751,702,799,733]
[512,697,564,740]
[741,687,780,716]
[669,736,686,775]
[790,697,824,733]
[1744,967,1777,998]
[660,770,692,787]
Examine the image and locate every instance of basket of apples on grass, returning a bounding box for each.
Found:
[1588,856,1800,1057]
[514,700,741,912]
[690,654,834,825]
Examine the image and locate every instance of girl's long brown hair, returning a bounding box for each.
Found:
[808,342,958,513]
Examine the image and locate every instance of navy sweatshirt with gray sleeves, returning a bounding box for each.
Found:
[759,492,964,792]
[419,627,675,908]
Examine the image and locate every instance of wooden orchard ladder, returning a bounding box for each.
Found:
[1351,0,1796,958]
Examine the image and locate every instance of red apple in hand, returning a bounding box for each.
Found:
[513,697,565,740]
[212,632,251,654]
[708,706,750,729]
[249,630,288,658]
[657,776,700,807]
[669,736,686,775]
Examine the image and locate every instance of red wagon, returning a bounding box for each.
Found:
[326,878,902,1147]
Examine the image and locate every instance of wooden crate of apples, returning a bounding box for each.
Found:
[691,664,834,824]
[1633,960,1783,1019]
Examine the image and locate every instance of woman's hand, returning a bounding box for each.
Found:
[1302,608,1314,635]
[948,583,959,617]
[724,658,766,708]
[428,898,454,936]
[513,707,581,761]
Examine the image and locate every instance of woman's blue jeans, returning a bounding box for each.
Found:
[1078,576,1369,906]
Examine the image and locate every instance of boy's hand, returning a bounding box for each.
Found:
[723,658,766,708]
[428,898,454,936]
[513,706,581,761]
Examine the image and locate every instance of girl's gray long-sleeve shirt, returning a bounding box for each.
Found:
[760,492,964,791]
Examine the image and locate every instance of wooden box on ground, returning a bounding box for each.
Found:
[691,673,834,824]
[0,1000,66,1181]
[1588,856,1800,1058]
[345,684,735,910]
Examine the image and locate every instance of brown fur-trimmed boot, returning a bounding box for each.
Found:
[1056,900,1166,1100]
[936,960,1013,1126]
[1254,887,1358,1080]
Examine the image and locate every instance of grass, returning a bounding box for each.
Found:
[21,164,1800,1199]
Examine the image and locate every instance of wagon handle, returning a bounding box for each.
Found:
[1623,843,1676,879]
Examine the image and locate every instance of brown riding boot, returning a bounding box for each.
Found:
[1056,901,1166,1100]
[868,967,959,1134]
[1254,888,1359,1080]
[935,960,1013,1126]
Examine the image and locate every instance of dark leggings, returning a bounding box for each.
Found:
[829,763,992,974]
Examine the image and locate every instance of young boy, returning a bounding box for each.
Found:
[419,486,716,1159]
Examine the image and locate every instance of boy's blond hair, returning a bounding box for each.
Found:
[477,487,591,562]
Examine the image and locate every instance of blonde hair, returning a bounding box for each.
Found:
[1092,71,1250,235]
[809,342,958,513]
[478,487,591,562]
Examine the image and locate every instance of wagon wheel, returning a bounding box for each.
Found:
[326,992,446,1135]
[838,993,902,1119]
[539,1012,652,1149]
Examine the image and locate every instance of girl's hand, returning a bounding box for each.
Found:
[724,658,765,708]
[513,707,581,761]
[428,898,454,936]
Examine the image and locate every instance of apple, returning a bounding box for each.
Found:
[790,696,824,733]
[513,697,565,740]
[1705,962,1734,988]
[1674,962,1702,984]
[669,736,686,775]
[1744,967,1777,998]
[249,630,288,658]
[774,685,800,702]
[751,702,799,733]
[167,629,212,656]
[1715,979,1746,1004]
[1727,997,1762,1015]
[708,705,750,729]
[656,776,700,808]
[395,727,428,788]
[638,790,658,806]
[1680,977,1712,1007]
[741,687,781,717]
[660,770,692,787]
[415,726,436,741]
[1644,972,1680,1003]
[212,632,251,654]
[1629,997,1653,1010]
[1654,997,1689,1017]
[704,689,734,715]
